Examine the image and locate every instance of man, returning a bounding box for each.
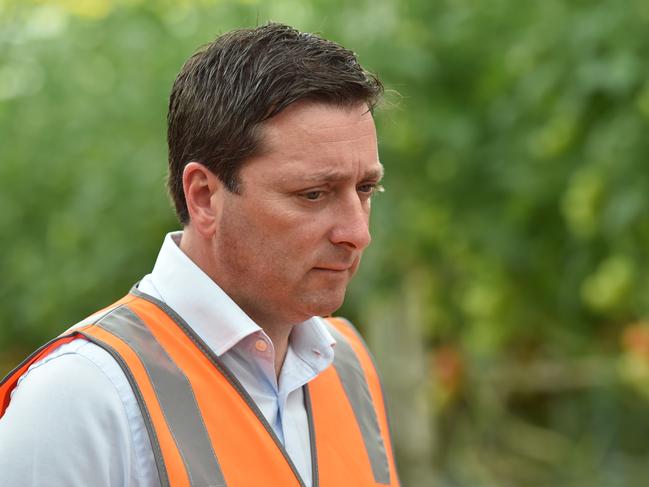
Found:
[0,23,399,487]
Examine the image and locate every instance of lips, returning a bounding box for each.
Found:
[313,255,359,273]
[313,260,357,272]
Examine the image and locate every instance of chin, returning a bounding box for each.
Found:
[302,291,347,318]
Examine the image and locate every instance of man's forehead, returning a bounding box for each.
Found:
[262,102,374,138]
[245,100,380,184]
[297,163,384,183]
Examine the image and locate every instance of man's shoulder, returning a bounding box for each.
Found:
[12,337,126,410]
[0,338,145,487]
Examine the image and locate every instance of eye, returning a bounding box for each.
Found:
[357,183,385,196]
[302,190,324,201]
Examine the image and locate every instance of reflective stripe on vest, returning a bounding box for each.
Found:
[1,292,400,487]
[326,318,391,484]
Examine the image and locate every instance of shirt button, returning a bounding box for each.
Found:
[255,339,268,352]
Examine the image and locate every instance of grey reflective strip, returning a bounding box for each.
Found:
[342,325,401,487]
[326,321,391,485]
[80,329,170,487]
[68,303,122,331]
[96,306,226,487]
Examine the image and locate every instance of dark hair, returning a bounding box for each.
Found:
[167,22,384,224]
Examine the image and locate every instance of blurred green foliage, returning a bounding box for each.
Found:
[3,0,649,485]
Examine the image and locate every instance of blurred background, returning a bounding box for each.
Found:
[2,0,649,485]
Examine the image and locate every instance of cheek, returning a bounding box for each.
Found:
[224,197,331,276]
[246,202,323,249]
[221,207,294,270]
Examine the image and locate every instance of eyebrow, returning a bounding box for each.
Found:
[301,163,384,183]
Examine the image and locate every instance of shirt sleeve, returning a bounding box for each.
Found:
[0,350,141,487]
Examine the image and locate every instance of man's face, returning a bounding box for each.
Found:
[210,101,382,327]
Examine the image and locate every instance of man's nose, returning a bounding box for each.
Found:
[330,195,372,250]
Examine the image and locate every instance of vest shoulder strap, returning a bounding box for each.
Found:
[318,317,400,486]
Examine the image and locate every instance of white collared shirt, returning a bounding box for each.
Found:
[0,232,335,487]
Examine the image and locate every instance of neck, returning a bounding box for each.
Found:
[263,323,293,379]
[180,227,294,379]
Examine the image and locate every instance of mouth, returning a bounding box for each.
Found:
[313,254,360,273]
[313,266,351,273]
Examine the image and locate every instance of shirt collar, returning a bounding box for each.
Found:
[147,231,336,359]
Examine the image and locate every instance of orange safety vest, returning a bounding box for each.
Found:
[1,290,400,487]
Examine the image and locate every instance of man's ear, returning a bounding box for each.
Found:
[182,162,223,238]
